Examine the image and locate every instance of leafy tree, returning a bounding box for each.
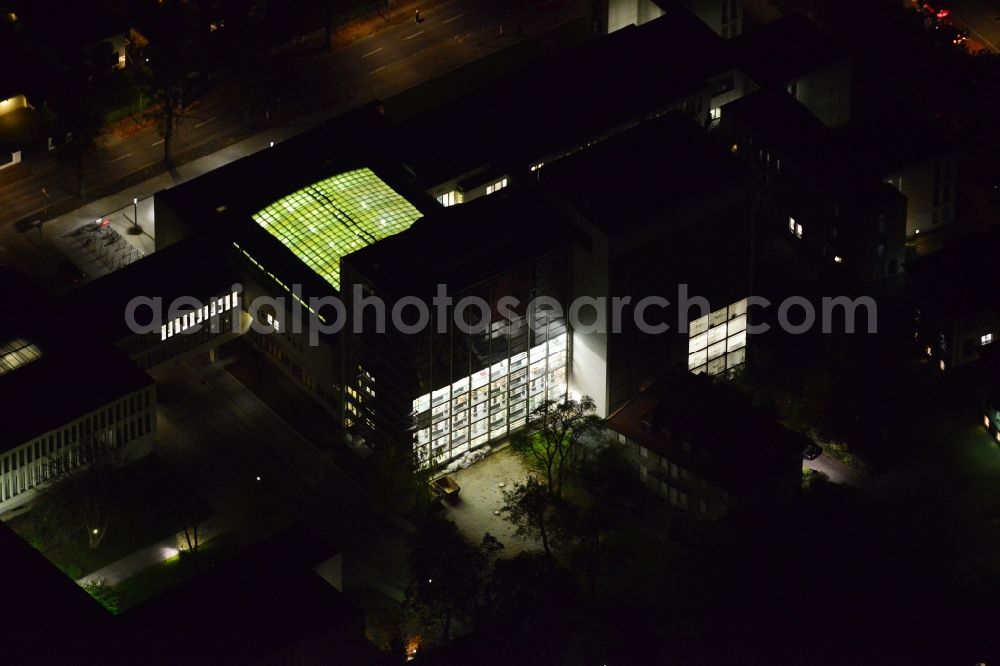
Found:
[500,476,566,561]
[137,3,204,166]
[511,396,603,500]
[407,518,503,642]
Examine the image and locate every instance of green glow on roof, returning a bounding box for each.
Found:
[252,168,421,290]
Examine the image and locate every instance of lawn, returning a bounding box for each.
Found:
[8,455,210,578]
[114,530,241,611]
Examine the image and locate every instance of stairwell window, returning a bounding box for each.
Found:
[789,217,802,238]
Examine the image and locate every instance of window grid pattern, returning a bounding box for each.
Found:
[253,168,422,290]
[688,298,748,376]
[0,339,42,377]
[413,333,568,469]
[0,387,155,506]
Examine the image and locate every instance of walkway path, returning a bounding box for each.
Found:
[77,514,230,587]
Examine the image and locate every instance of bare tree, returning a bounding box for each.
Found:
[49,435,126,550]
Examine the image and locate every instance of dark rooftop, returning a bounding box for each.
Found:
[606,373,806,496]
[0,522,113,663]
[537,110,753,237]
[393,7,731,190]
[120,525,374,665]
[8,0,127,54]
[723,89,902,207]
[906,225,1000,319]
[58,235,241,344]
[735,11,845,88]
[343,188,573,300]
[0,341,152,453]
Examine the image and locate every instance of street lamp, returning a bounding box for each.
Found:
[133,197,139,232]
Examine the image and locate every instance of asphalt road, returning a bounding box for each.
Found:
[947,0,1000,51]
[805,452,867,486]
[0,0,585,228]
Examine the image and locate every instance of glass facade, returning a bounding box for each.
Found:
[412,332,567,468]
[252,168,422,291]
[688,298,747,376]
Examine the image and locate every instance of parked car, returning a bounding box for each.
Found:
[802,443,823,460]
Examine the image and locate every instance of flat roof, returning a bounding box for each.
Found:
[606,374,806,495]
[252,168,423,291]
[735,11,845,88]
[343,189,572,300]
[0,343,153,453]
[59,235,240,343]
[723,90,903,207]
[539,111,754,236]
[393,8,730,190]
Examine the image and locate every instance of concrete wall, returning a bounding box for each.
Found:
[790,62,852,129]
[606,0,663,32]
[682,0,743,38]
[885,154,957,238]
[0,385,157,515]
[570,221,611,417]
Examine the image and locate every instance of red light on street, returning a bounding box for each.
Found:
[100,218,111,228]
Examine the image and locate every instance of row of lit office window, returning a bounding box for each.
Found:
[412,333,568,467]
[160,291,240,341]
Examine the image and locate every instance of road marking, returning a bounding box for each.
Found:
[194,116,216,128]
[370,65,387,74]
[109,153,132,163]
[403,30,424,40]
[442,12,464,23]
[362,47,383,58]
[152,139,164,146]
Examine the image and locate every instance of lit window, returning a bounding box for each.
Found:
[710,107,721,122]
[266,312,280,332]
[789,217,802,238]
[530,162,544,172]
[981,333,993,346]
[985,415,991,429]
[925,346,933,357]
[834,255,843,264]
[437,190,461,207]
[939,359,946,371]
[485,178,508,196]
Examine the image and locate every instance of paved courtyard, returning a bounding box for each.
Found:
[439,446,541,556]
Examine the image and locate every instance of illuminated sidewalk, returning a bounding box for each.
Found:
[77,514,231,587]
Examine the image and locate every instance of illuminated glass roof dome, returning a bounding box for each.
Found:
[252,167,422,290]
